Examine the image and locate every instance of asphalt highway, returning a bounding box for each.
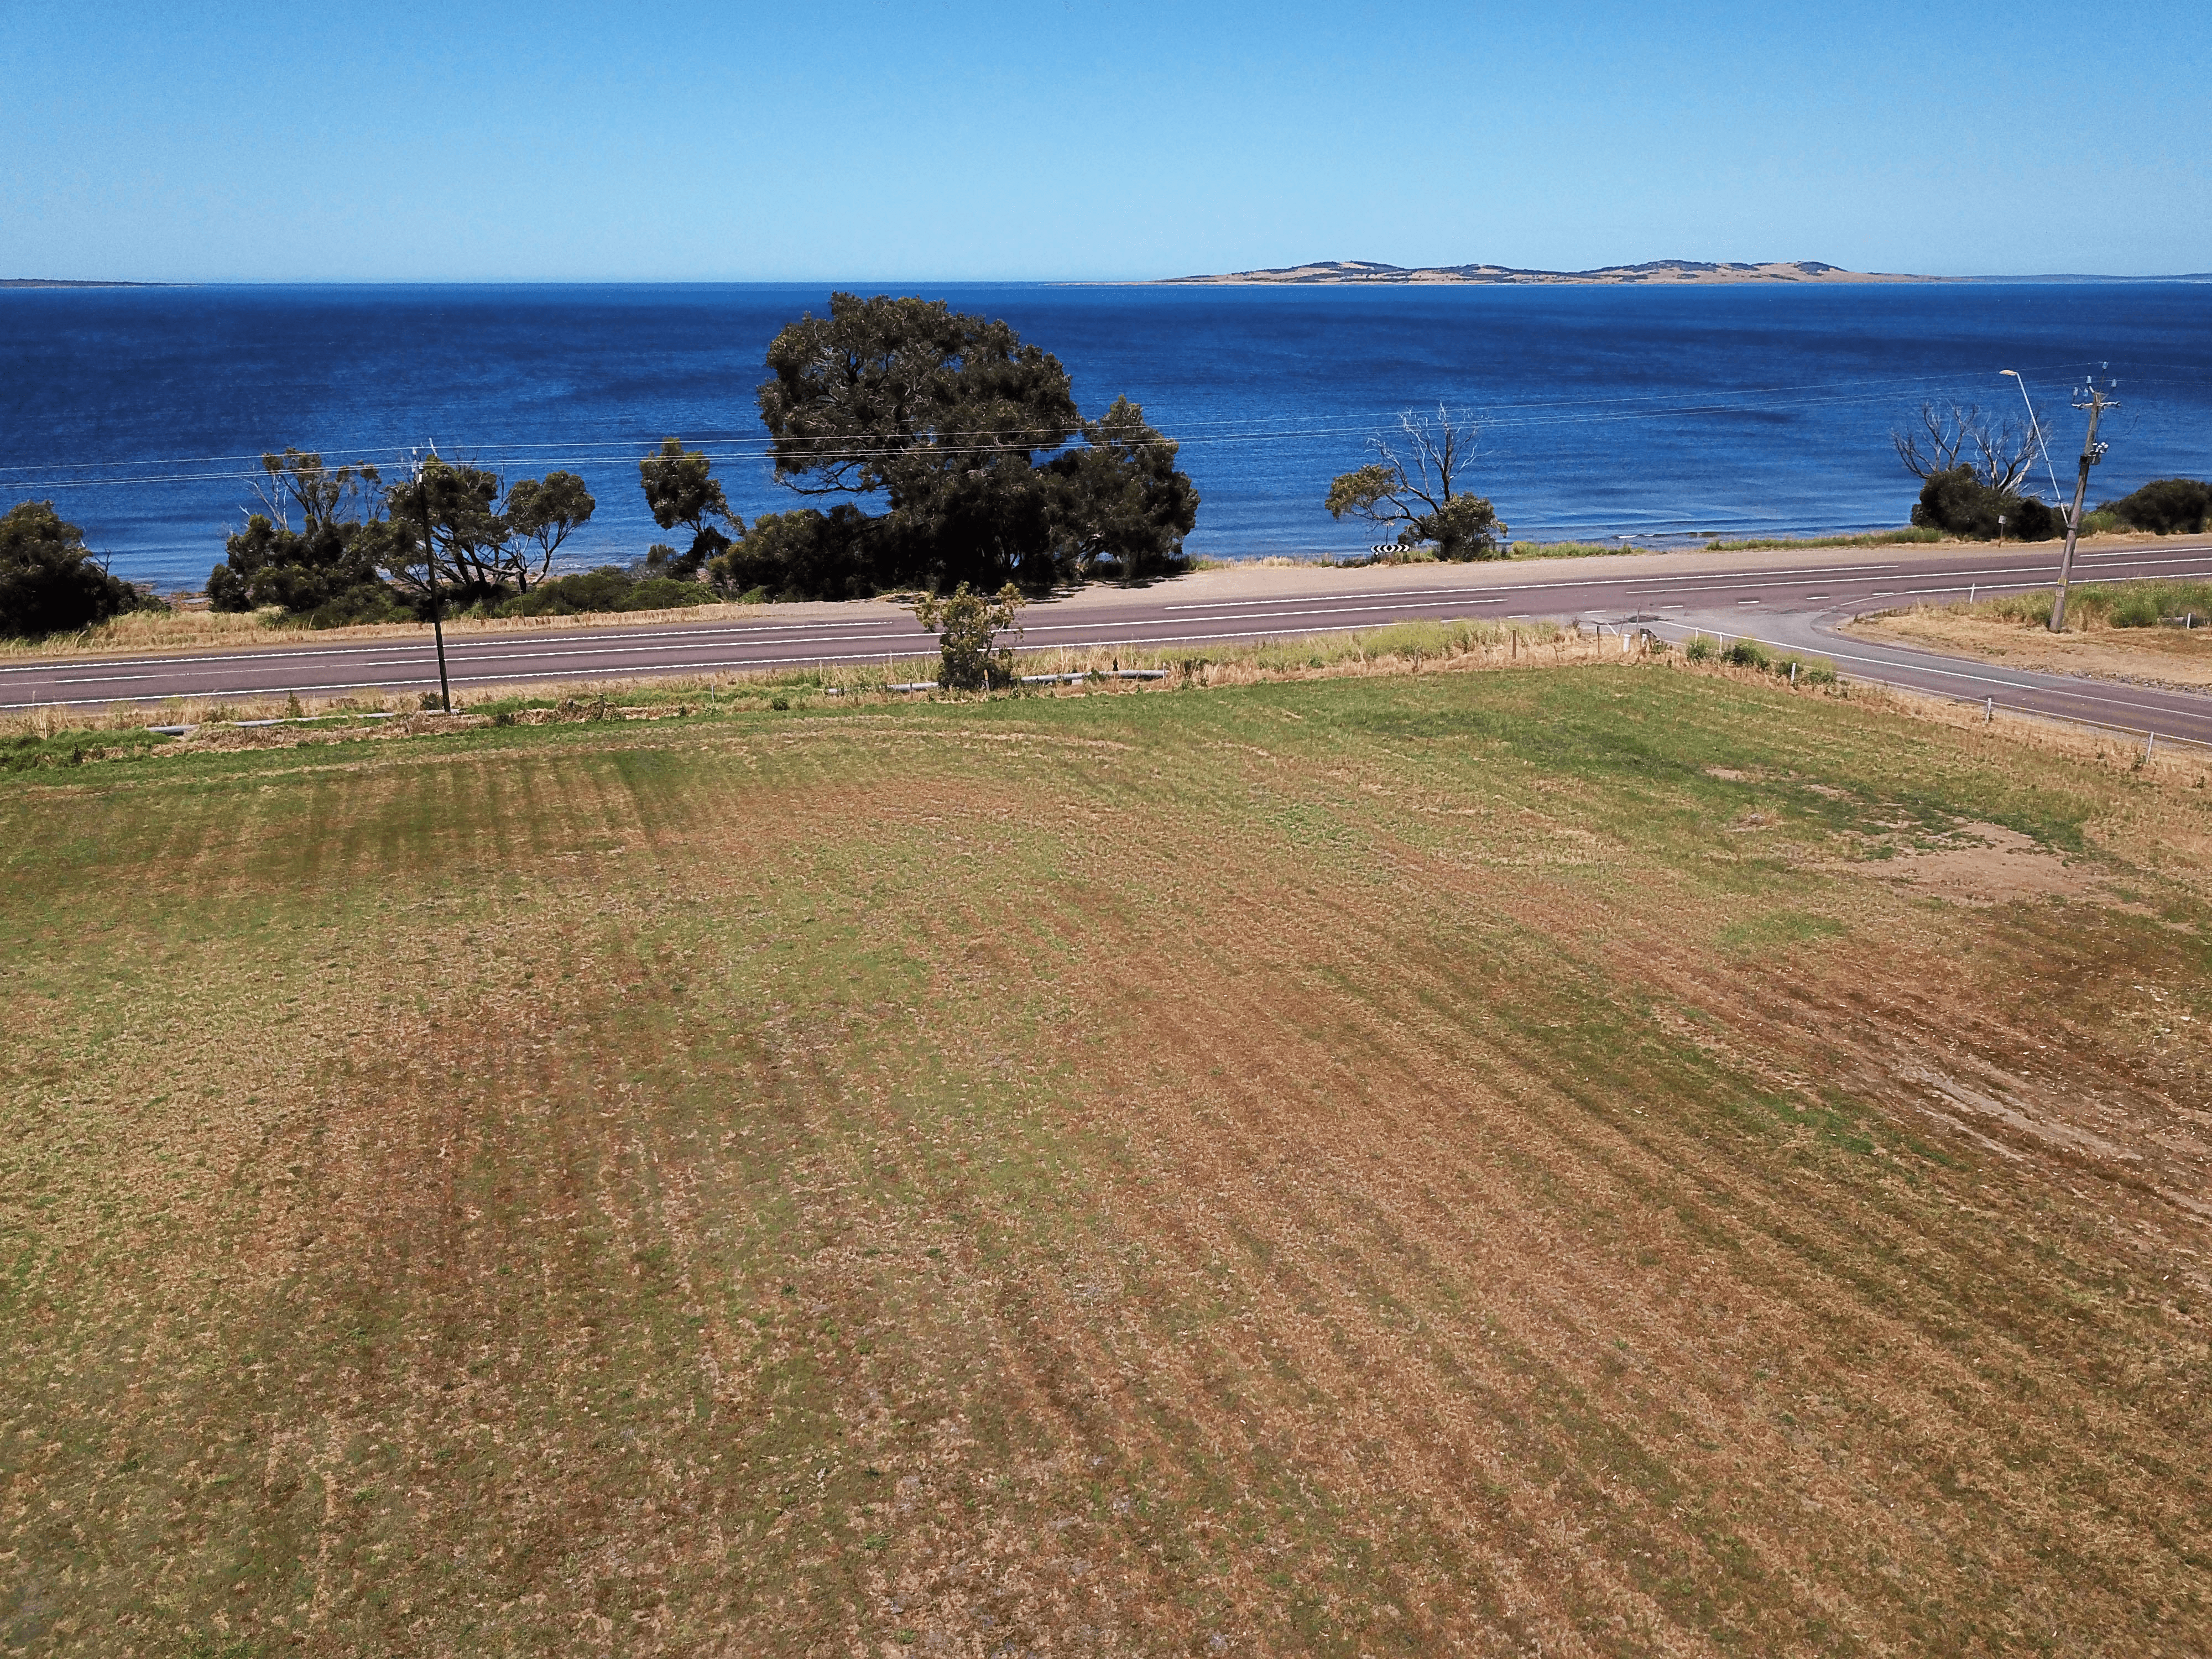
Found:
[8,538,2211,745]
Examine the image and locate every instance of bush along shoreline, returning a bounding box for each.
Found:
[0,500,168,639]
[2,294,1203,642]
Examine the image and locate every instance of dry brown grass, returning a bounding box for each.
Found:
[5,665,2210,1655]
[0,596,774,660]
[1856,607,2212,691]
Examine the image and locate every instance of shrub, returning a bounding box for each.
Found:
[1910,468,2058,540]
[499,567,634,617]
[2099,478,2212,535]
[299,583,412,629]
[914,583,1024,690]
[0,500,151,638]
[494,567,721,617]
[207,512,390,615]
[2103,590,2164,628]
[708,507,880,601]
[1775,654,1839,685]
[1681,629,1836,685]
[1418,493,1506,561]
[625,575,717,611]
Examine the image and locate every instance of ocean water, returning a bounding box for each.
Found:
[2,281,2208,590]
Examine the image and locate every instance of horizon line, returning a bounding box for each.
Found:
[8,272,2212,289]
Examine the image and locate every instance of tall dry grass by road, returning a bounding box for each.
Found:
[0,595,774,659]
[1859,585,2212,692]
[4,663,2210,1655]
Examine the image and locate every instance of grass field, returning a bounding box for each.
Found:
[6,660,2211,1656]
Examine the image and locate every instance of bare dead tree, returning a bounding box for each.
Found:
[1371,405,1473,515]
[1892,402,2039,493]
[1326,406,1505,559]
[247,448,383,533]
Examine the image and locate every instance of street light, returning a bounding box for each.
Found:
[1999,369,2065,506]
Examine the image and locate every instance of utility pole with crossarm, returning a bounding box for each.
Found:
[2048,383,2116,634]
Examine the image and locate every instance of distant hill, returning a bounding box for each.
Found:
[1,278,169,289]
[1956,272,2212,284]
[1157,259,1932,286]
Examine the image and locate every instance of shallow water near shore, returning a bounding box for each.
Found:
[3,280,2208,589]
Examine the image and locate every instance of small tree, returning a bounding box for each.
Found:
[0,500,148,638]
[399,457,513,601]
[378,455,594,602]
[708,505,876,601]
[208,514,395,617]
[639,438,740,577]
[503,471,596,591]
[248,447,382,533]
[914,582,1024,690]
[1326,407,1505,559]
[208,449,394,616]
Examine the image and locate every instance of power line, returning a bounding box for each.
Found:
[0,361,2124,483]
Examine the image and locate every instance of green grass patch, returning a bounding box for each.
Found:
[1959,578,2212,631]
[1718,909,1848,955]
[1,725,175,772]
[1507,540,1640,559]
[1704,528,1942,551]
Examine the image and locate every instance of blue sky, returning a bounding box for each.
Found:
[3,0,2206,281]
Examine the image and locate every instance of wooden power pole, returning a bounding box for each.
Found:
[2048,385,2115,634]
[415,456,453,712]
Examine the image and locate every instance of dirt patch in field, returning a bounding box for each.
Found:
[1841,818,2095,904]
[155,701,718,755]
[1800,818,2198,927]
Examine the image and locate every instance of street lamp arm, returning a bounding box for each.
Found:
[2000,370,2067,508]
